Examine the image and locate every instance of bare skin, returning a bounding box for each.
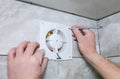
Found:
[72,26,120,79]
[8,26,120,79]
[8,41,48,79]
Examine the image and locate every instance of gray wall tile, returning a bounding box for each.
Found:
[43,58,102,79]
[0,0,100,79]
[0,56,102,79]
[99,23,120,57]
[98,12,120,57]
[0,0,99,58]
[40,8,97,28]
[98,12,120,27]
[0,56,7,79]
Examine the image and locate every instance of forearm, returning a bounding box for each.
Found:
[84,52,120,79]
[72,27,120,79]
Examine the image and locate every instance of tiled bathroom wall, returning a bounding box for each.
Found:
[0,0,99,56]
[0,0,100,79]
[98,13,120,65]
[0,0,120,79]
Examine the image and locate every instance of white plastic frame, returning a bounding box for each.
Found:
[39,21,72,60]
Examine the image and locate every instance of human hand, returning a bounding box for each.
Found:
[8,41,48,79]
[72,26,97,57]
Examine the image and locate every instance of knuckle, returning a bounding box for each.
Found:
[75,30,80,36]
[22,41,30,44]
[22,41,29,46]
[17,45,22,49]
[19,41,28,47]
[31,57,39,65]
[31,42,39,47]
[8,48,15,54]
[17,43,26,49]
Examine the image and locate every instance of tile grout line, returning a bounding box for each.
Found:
[0,55,7,56]
[107,55,120,58]
[17,0,120,21]
[1,55,120,58]
[97,22,102,56]
[17,0,97,21]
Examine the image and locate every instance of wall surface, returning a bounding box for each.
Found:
[20,0,120,20]
[0,0,120,79]
[98,12,120,66]
[0,0,101,79]
[98,12,120,58]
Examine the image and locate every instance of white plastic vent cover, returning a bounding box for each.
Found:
[39,21,72,60]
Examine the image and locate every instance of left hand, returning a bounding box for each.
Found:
[8,41,48,79]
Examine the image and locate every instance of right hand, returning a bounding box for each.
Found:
[72,26,97,57]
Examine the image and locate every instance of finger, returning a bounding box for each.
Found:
[16,41,30,57]
[41,57,48,73]
[8,47,16,62]
[72,31,75,36]
[72,26,83,42]
[73,36,77,41]
[24,42,39,56]
[72,34,77,40]
[82,29,94,36]
[72,34,75,37]
[34,49,45,64]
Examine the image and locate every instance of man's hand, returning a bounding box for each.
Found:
[72,26,120,79]
[8,41,48,79]
[72,26,97,58]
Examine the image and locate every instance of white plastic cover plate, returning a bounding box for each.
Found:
[39,21,72,60]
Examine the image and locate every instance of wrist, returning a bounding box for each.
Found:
[83,51,98,58]
[83,51,100,62]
